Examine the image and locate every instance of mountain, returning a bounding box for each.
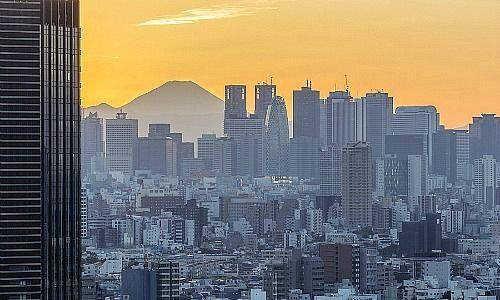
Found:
[83,81,224,142]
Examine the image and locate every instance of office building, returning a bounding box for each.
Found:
[264,96,289,177]
[136,136,177,177]
[289,136,321,180]
[224,117,265,177]
[408,155,427,200]
[392,106,440,166]
[106,111,138,174]
[0,0,81,297]
[81,112,104,177]
[255,82,277,119]
[399,213,442,256]
[224,85,247,121]
[326,90,356,146]
[432,128,457,183]
[474,155,497,209]
[82,188,88,238]
[355,92,393,160]
[293,82,321,139]
[198,134,237,176]
[342,142,373,228]
[469,113,500,161]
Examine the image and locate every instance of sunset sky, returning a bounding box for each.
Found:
[81,0,500,128]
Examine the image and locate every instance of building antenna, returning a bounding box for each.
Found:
[270,76,273,85]
[345,75,350,94]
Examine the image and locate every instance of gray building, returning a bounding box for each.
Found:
[320,145,343,196]
[264,96,290,177]
[342,142,373,228]
[82,112,104,177]
[293,82,321,139]
[255,82,277,119]
[355,92,393,160]
[224,85,247,121]
[136,136,177,177]
[326,90,356,146]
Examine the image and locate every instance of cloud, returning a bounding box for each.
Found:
[138,3,279,26]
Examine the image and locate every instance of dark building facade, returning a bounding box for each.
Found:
[399,213,443,256]
[293,84,321,139]
[0,0,81,298]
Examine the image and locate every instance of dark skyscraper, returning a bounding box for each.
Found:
[0,0,81,299]
[293,82,321,139]
[469,113,500,161]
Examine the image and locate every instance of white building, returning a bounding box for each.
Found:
[81,188,88,238]
[105,111,138,174]
[423,261,450,288]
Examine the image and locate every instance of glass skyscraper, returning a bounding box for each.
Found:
[0,0,81,299]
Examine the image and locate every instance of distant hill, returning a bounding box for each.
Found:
[83,81,224,142]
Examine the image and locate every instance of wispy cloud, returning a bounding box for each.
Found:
[138,2,281,26]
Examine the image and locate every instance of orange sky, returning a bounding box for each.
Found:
[81,0,500,127]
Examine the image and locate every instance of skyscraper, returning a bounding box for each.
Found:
[293,82,321,139]
[320,145,343,196]
[136,136,177,177]
[224,84,247,121]
[474,155,497,209]
[264,96,289,177]
[392,105,440,167]
[342,142,373,228]
[469,113,500,161]
[326,90,356,146]
[255,82,277,119]
[81,112,104,177]
[0,0,81,298]
[355,92,393,160]
[106,111,139,174]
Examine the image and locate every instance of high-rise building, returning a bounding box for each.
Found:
[454,129,471,182]
[474,155,497,209]
[81,112,104,177]
[198,134,236,176]
[0,1,81,297]
[355,92,393,160]
[408,155,427,200]
[392,106,440,166]
[106,111,138,174]
[293,83,321,139]
[255,82,277,119]
[289,136,321,180]
[432,128,457,183]
[326,90,356,146]
[264,96,289,177]
[224,85,247,121]
[469,113,500,161]
[320,145,342,196]
[342,142,373,228]
[81,188,88,238]
[149,123,171,138]
[224,117,265,177]
[136,136,177,177]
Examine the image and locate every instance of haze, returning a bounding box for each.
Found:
[81,0,500,128]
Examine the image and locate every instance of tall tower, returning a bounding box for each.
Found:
[293,83,321,139]
[0,0,81,298]
[264,96,289,177]
[342,142,373,228]
[106,111,139,174]
[82,112,104,177]
[255,82,277,119]
[224,85,247,121]
[474,155,497,210]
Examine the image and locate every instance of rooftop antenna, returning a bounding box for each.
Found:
[270,76,273,85]
[345,75,350,94]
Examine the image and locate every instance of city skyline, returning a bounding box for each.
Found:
[81,0,500,128]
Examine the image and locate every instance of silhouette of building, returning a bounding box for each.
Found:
[469,113,500,161]
[224,85,247,121]
[293,83,321,139]
[326,90,356,146]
